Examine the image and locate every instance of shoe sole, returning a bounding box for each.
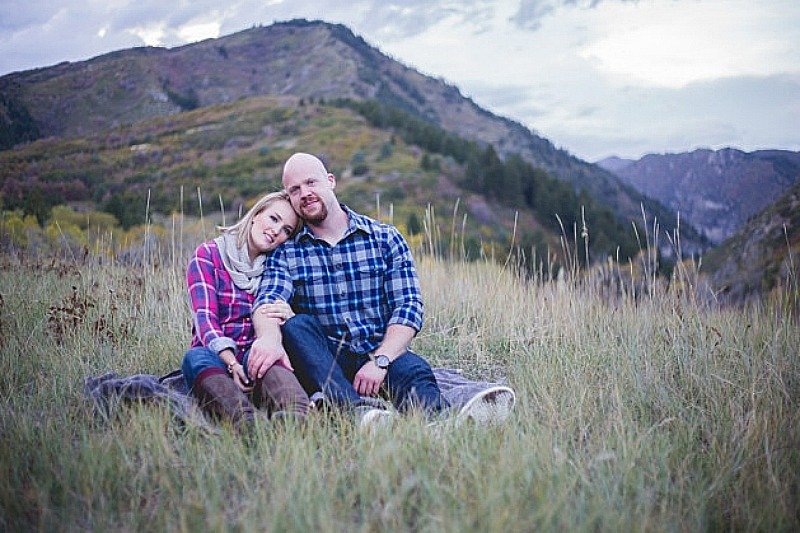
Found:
[358,409,394,431]
[458,386,516,425]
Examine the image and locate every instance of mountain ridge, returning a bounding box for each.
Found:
[0,18,701,249]
[597,147,800,244]
[0,93,647,270]
[701,178,800,302]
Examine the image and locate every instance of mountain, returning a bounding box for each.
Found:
[701,180,800,303]
[0,93,652,270]
[595,156,634,175]
[597,148,800,245]
[0,19,699,249]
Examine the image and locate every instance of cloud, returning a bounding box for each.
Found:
[177,20,222,43]
[464,83,532,107]
[0,3,146,73]
[563,0,639,8]
[0,0,798,161]
[509,0,555,31]
[358,0,496,39]
[576,106,599,118]
[101,0,234,33]
[541,74,800,160]
[509,0,639,31]
[460,82,549,118]
[578,0,800,88]
[102,0,230,47]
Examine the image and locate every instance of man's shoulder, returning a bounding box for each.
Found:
[264,239,298,263]
[346,207,401,238]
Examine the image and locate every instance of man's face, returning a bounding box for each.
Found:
[283,168,336,224]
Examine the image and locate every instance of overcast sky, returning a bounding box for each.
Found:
[1,0,798,161]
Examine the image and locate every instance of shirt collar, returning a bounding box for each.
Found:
[295,204,374,243]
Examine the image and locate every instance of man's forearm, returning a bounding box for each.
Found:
[374,323,416,361]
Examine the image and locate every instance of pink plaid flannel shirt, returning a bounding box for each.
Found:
[187,240,255,360]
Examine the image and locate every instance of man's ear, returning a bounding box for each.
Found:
[327,173,336,189]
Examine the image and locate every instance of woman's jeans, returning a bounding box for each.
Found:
[182,346,254,389]
[280,314,449,414]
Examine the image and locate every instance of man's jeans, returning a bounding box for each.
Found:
[281,315,449,414]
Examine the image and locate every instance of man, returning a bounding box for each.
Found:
[247,152,449,420]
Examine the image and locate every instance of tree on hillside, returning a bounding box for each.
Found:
[105,191,147,230]
[0,91,41,150]
[338,97,642,262]
[406,212,422,235]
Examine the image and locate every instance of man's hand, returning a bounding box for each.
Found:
[247,337,293,379]
[257,301,295,324]
[353,361,387,397]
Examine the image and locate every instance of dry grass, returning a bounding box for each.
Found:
[0,228,798,531]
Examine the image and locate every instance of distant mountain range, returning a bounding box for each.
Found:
[0,18,699,249]
[701,179,800,302]
[597,148,800,245]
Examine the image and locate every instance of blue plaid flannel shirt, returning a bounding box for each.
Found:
[254,205,424,355]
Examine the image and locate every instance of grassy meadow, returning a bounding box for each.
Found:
[0,219,798,531]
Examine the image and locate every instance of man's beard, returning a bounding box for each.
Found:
[300,198,328,224]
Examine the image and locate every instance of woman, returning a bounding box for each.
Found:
[182,191,309,430]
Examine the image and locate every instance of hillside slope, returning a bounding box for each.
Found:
[0,19,698,249]
[701,179,800,302]
[1,95,647,267]
[598,148,800,244]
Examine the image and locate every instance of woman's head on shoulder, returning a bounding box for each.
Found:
[219,191,300,257]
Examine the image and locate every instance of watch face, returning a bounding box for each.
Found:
[376,355,391,369]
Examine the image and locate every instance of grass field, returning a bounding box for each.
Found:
[0,233,798,531]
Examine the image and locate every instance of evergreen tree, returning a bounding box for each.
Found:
[406,212,422,235]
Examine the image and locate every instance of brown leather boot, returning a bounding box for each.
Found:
[193,373,256,430]
[255,365,310,420]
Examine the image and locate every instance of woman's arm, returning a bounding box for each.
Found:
[186,243,237,355]
[217,348,252,391]
[187,243,252,391]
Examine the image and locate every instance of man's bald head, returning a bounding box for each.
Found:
[282,152,328,185]
[281,152,337,225]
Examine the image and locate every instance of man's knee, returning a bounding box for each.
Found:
[281,314,322,340]
[281,315,334,368]
[385,352,446,413]
[390,351,434,377]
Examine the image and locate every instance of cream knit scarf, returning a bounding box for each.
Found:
[213,232,265,295]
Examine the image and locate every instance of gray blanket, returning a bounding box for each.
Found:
[84,368,507,427]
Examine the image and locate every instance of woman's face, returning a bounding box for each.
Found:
[248,200,299,256]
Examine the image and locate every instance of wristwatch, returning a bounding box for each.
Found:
[374,354,391,370]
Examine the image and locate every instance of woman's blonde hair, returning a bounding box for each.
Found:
[218,191,299,248]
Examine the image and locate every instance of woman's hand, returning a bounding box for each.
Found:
[230,363,253,393]
[258,300,295,324]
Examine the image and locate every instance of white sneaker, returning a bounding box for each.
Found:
[355,406,394,431]
[457,386,516,425]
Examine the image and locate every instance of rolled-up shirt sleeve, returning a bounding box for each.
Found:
[187,243,236,355]
[384,227,424,331]
[254,246,294,312]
